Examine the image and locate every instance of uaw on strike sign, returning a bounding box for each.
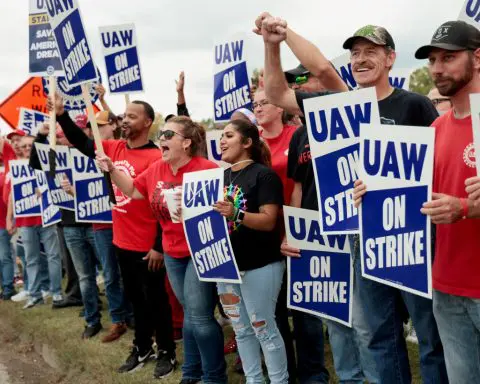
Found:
[303,88,380,234]
[214,37,252,122]
[45,0,97,86]
[359,123,434,298]
[99,24,143,94]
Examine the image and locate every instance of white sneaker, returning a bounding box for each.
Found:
[11,290,29,302]
[42,291,51,300]
[52,294,63,303]
[23,297,45,309]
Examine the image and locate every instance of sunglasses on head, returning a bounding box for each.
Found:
[295,74,310,85]
[159,129,185,140]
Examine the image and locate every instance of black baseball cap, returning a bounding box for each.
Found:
[343,25,395,50]
[284,64,310,83]
[415,20,480,59]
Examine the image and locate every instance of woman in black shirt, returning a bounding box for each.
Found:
[213,119,288,384]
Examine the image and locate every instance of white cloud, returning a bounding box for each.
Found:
[0,0,464,124]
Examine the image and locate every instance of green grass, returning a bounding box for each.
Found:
[0,295,422,383]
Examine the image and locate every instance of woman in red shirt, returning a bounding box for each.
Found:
[97,116,227,384]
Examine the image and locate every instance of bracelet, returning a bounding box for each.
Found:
[460,198,469,219]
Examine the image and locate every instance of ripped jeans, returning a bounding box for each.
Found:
[217,261,288,384]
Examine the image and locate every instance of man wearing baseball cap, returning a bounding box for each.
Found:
[254,12,447,384]
[415,20,480,383]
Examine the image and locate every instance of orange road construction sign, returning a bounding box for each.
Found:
[0,77,100,130]
[0,77,48,129]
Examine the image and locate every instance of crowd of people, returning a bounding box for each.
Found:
[0,11,479,384]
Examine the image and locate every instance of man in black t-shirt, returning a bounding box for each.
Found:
[254,12,448,384]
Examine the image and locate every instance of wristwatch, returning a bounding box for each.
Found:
[235,209,245,224]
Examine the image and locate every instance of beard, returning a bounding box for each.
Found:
[434,56,474,97]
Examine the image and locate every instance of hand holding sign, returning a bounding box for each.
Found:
[60,174,74,196]
[421,192,464,224]
[280,238,301,258]
[353,179,367,208]
[46,92,65,117]
[95,152,115,173]
[95,84,106,101]
[213,200,235,219]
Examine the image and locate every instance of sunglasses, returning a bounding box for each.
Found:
[431,98,451,107]
[159,129,185,140]
[295,74,310,85]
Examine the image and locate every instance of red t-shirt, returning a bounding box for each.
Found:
[261,125,298,204]
[134,156,218,258]
[3,143,17,205]
[103,140,162,252]
[432,110,480,298]
[16,216,42,227]
[0,172,7,229]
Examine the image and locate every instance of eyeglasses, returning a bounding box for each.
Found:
[431,98,451,107]
[159,129,185,140]
[295,74,310,85]
[253,100,270,109]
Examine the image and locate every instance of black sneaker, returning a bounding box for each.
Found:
[0,290,16,301]
[118,346,155,373]
[82,323,102,339]
[154,350,176,379]
[179,380,201,384]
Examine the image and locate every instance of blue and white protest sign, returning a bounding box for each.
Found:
[214,38,252,122]
[29,0,64,76]
[359,123,434,298]
[99,24,143,94]
[42,68,101,111]
[34,143,75,210]
[303,88,380,234]
[36,170,62,227]
[71,149,112,223]
[459,0,480,28]
[10,160,41,218]
[18,108,49,136]
[206,130,228,168]
[331,53,411,90]
[182,168,241,283]
[284,206,353,326]
[470,93,480,174]
[44,0,97,86]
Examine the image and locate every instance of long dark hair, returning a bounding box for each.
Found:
[228,119,271,167]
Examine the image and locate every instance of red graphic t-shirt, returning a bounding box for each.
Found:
[103,140,162,252]
[134,156,218,258]
[261,125,298,204]
[0,171,7,229]
[432,110,480,298]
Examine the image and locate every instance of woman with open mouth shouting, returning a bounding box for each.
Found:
[96,116,227,384]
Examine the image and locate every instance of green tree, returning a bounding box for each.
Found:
[409,66,434,95]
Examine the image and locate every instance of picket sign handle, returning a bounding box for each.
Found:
[49,76,56,148]
[81,83,104,154]
[124,94,130,106]
[81,83,117,205]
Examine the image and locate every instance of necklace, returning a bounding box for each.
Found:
[228,159,254,186]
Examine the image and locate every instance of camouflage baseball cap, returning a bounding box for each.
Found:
[343,25,395,50]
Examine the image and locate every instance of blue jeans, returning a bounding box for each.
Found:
[433,290,480,383]
[93,228,129,324]
[16,241,30,290]
[218,261,288,384]
[164,255,226,384]
[351,236,448,384]
[291,311,330,384]
[21,226,62,299]
[0,229,14,295]
[63,226,100,326]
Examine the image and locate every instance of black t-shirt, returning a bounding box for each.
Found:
[224,162,284,271]
[288,89,438,210]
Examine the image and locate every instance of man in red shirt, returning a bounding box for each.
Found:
[0,159,15,300]
[416,21,480,383]
[51,96,176,379]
